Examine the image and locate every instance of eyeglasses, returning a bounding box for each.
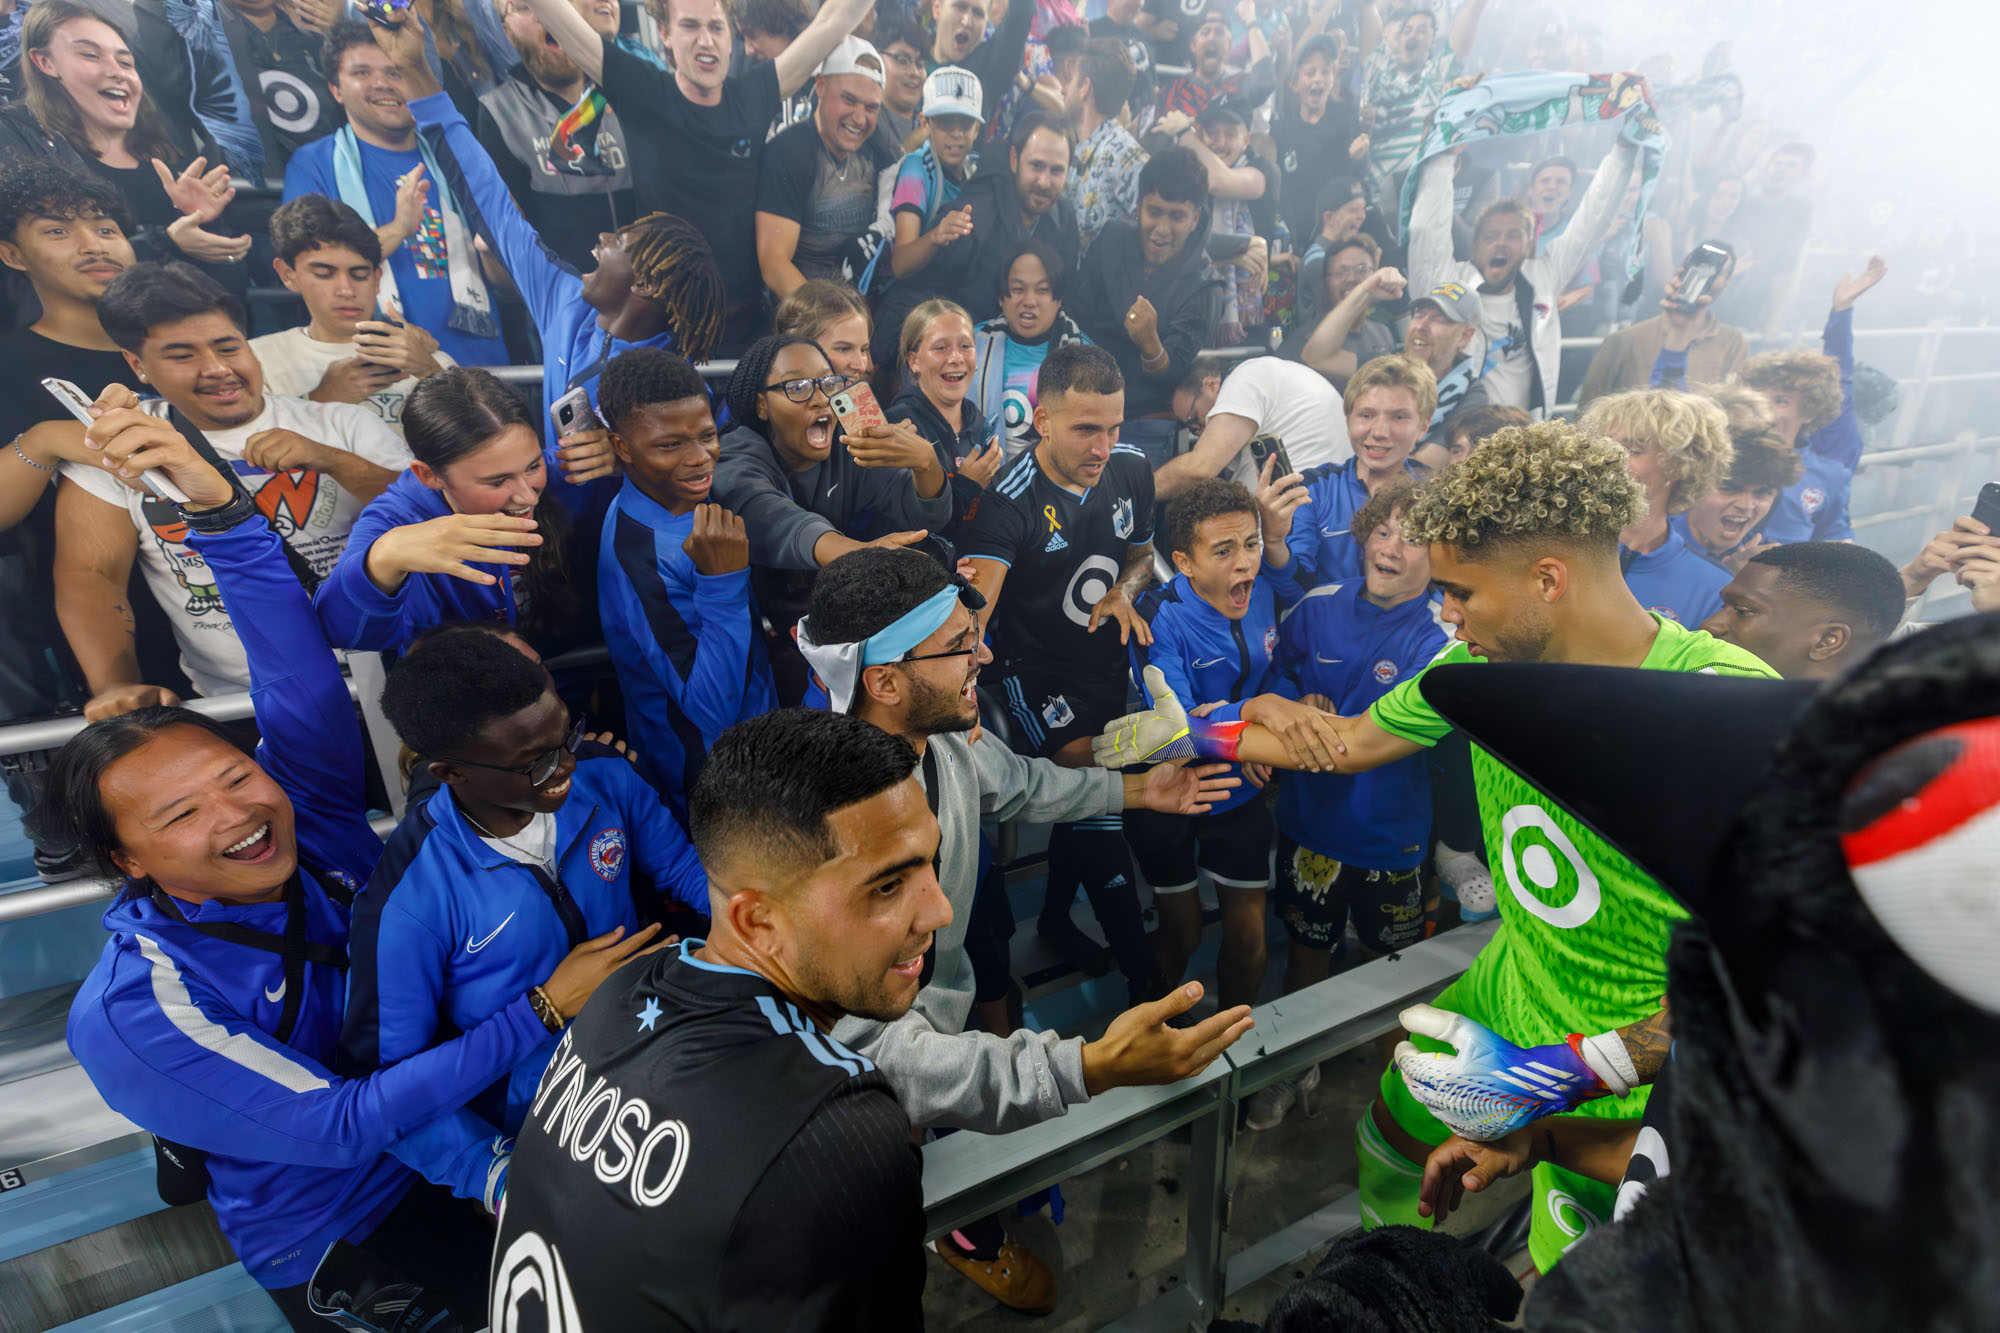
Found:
[764,373,847,404]
[896,644,979,665]
[882,48,920,67]
[438,717,585,788]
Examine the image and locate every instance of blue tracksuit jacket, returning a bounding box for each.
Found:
[65,518,538,1290]
[340,758,707,1153]
[1622,527,1732,627]
[412,91,687,522]
[313,469,515,653]
[599,477,777,809]
[1265,581,1448,870]
[1270,459,1425,594]
[1762,307,1862,544]
[1131,572,1288,814]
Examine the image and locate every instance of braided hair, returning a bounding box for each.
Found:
[723,334,827,438]
[620,212,726,362]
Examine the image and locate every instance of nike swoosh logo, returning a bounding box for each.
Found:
[1193,656,1227,668]
[465,912,516,954]
[265,981,285,1003]
[1317,655,1343,664]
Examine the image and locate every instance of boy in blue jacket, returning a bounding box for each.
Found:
[1129,479,1289,1011]
[49,409,651,1321]
[342,628,708,1151]
[598,348,778,812]
[367,15,726,520]
[1233,479,1448,1128]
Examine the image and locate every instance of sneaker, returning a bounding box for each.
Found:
[33,842,86,884]
[1244,1063,1321,1130]
[932,1234,1058,1314]
[1438,851,1497,919]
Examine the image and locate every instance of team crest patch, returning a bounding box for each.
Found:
[1649,606,1683,623]
[1264,625,1279,657]
[589,829,627,881]
[321,868,359,895]
[1372,659,1399,684]
[1111,497,1134,539]
[1801,485,1826,514]
[1282,149,1298,172]
[1042,694,1075,729]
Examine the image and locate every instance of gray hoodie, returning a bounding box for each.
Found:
[833,730,1123,1132]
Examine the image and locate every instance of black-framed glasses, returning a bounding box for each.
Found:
[881,48,921,67]
[895,645,979,666]
[437,717,585,787]
[763,373,847,404]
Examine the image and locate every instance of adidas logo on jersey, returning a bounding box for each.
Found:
[1045,530,1069,553]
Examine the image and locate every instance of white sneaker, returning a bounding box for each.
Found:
[1438,850,1497,917]
[1244,1063,1321,1130]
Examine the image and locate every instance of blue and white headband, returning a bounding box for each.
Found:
[797,584,975,713]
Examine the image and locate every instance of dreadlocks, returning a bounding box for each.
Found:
[621,212,726,363]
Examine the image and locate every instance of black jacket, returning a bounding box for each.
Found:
[1069,210,1226,418]
[889,386,987,538]
[871,168,1078,366]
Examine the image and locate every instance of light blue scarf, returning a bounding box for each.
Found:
[332,123,494,339]
[1397,70,1668,285]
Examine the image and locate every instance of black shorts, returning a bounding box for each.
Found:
[1126,799,1275,893]
[993,661,1130,761]
[1274,832,1425,953]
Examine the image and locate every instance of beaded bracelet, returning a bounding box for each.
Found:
[10,434,54,472]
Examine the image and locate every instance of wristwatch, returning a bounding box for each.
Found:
[177,488,258,535]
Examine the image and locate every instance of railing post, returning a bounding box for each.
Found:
[345,652,407,818]
[1182,1067,1239,1327]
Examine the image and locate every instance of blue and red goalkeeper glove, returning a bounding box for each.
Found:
[1392,1003,1636,1141]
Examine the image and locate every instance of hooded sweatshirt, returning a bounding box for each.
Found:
[1069,210,1227,418]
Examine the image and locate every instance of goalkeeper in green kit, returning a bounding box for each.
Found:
[1094,420,1775,1270]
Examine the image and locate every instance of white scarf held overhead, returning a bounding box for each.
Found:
[331,125,496,339]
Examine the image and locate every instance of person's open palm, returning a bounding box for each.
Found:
[1832,254,1887,311]
[153,157,233,222]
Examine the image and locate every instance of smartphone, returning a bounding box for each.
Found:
[42,378,190,504]
[1971,482,2000,535]
[550,386,601,438]
[830,382,887,437]
[1246,432,1294,481]
[357,0,410,26]
[1670,243,1733,311]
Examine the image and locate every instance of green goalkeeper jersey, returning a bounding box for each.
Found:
[1369,617,1775,1045]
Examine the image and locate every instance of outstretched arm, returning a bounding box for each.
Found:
[521,0,603,81]
[775,0,873,96]
[1091,666,1420,774]
[1301,265,1405,380]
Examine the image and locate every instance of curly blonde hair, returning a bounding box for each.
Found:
[1732,350,1841,436]
[1403,419,1643,555]
[1700,381,1776,438]
[1580,389,1733,516]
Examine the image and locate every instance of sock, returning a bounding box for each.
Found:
[1355,1109,1431,1233]
[944,1212,1006,1261]
[1047,817,1157,992]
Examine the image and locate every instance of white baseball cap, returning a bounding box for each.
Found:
[922,65,985,124]
[818,36,885,86]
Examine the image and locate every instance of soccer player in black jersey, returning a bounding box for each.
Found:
[963,343,1161,999]
[491,709,947,1332]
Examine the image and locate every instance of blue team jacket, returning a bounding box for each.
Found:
[1622,527,1731,627]
[599,478,778,809]
[314,469,516,653]
[1762,307,1862,544]
[340,758,708,1147]
[65,519,537,1290]
[1132,573,1287,813]
[1265,581,1449,870]
[1271,459,1424,594]
[411,91,686,522]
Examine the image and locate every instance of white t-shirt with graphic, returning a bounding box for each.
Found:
[60,395,412,695]
[250,326,456,435]
[1473,287,1533,409]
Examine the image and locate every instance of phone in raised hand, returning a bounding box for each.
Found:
[550,386,602,438]
[42,378,190,504]
[357,0,411,26]
[829,381,887,438]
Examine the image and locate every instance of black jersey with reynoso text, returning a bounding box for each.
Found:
[490,941,924,1332]
[964,443,1155,678]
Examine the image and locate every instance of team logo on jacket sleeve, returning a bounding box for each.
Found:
[590,829,628,881]
[1373,659,1400,684]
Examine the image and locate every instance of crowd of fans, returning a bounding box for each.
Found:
[0,0,1991,1326]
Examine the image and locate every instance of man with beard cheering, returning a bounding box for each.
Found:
[798,545,1254,1312]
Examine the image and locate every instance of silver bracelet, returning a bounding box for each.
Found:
[10,434,55,472]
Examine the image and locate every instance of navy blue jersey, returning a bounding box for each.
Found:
[599,477,778,810]
[1271,459,1424,594]
[1622,528,1732,627]
[1267,581,1449,869]
[1132,572,1288,813]
[965,444,1155,680]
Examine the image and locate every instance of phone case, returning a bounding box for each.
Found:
[831,385,887,435]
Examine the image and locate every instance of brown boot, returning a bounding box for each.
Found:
[932,1234,1058,1315]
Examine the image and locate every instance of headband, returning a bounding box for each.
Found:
[797,583,980,713]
